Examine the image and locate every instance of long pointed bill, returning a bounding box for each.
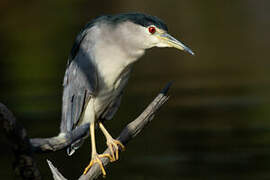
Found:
[159,33,195,55]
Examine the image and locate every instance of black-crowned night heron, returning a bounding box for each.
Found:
[59,12,194,176]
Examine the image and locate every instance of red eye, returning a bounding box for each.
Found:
[148,26,156,34]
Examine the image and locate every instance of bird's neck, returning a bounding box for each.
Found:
[86,23,146,90]
[92,39,145,90]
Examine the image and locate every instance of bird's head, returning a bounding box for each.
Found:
[103,13,194,56]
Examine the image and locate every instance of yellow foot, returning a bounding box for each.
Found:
[107,139,125,162]
[83,153,112,176]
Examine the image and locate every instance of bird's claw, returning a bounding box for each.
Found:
[107,139,125,162]
[83,153,112,176]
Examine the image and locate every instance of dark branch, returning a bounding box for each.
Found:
[30,123,89,152]
[48,83,171,180]
[0,103,42,180]
[1,83,171,180]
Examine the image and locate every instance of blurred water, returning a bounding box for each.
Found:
[1,0,270,179]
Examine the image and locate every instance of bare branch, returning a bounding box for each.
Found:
[30,124,89,152]
[1,83,171,180]
[0,103,42,180]
[48,83,171,180]
[47,160,68,180]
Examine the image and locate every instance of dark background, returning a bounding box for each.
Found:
[1,0,270,179]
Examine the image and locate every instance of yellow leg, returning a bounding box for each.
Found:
[83,122,112,176]
[99,122,125,162]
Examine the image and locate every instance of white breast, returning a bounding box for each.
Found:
[93,65,132,116]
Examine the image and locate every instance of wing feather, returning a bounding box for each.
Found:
[60,26,97,133]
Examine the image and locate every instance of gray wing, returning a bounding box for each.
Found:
[60,26,97,134]
[101,93,123,121]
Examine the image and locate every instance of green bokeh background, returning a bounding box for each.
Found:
[1,0,270,179]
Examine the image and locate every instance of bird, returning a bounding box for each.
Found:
[59,12,194,176]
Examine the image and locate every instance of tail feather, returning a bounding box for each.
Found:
[66,139,85,156]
